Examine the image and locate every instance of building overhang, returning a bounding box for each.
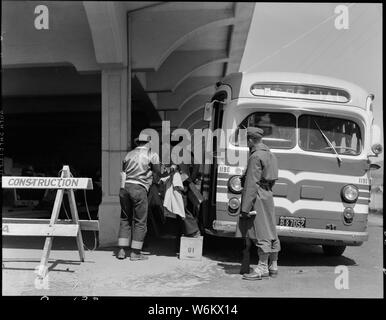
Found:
[2,1,255,130]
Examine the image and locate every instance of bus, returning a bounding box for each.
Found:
[200,72,382,256]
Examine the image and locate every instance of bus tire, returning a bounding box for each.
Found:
[322,245,346,256]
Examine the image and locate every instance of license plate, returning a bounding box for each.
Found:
[279,216,306,228]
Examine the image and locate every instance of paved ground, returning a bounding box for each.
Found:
[2,213,383,298]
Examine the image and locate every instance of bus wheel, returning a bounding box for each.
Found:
[322,245,346,256]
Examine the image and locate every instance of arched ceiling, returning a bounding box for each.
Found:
[128,2,254,130]
[2,1,254,131]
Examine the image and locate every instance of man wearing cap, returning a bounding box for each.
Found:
[236,127,280,280]
[117,134,162,260]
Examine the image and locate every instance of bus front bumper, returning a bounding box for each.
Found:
[208,220,368,245]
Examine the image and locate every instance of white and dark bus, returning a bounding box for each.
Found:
[200,72,382,256]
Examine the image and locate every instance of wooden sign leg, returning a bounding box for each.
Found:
[67,189,85,262]
[37,188,64,278]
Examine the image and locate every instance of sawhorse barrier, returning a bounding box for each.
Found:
[2,165,99,278]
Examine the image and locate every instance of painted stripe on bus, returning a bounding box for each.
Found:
[215,192,368,214]
[217,170,369,189]
[215,192,369,205]
[278,170,369,185]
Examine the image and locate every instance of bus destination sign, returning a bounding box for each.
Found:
[250,83,350,103]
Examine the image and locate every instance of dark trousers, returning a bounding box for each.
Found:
[171,192,199,252]
[181,209,200,235]
[118,183,148,250]
[181,192,200,236]
[175,209,200,237]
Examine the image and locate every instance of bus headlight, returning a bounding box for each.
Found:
[371,143,383,155]
[343,207,355,225]
[341,185,359,203]
[228,197,240,214]
[228,175,243,194]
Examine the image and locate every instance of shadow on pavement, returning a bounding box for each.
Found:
[217,262,253,275]
[97,234,180,260]
[4,231,357,267]
[278,243,357,267]
[2,231,98,251]
[2,259,82,273]
[201,236,357,267]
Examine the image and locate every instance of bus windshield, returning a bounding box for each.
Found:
[231,112,296,149]
[299,115,362,155]
[230,112,362,156]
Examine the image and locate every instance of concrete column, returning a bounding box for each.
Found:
[98,67,131,247]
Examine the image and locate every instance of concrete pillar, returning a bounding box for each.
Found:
[98,67,131,247]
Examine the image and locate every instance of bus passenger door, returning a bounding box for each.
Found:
[206,98,224,229]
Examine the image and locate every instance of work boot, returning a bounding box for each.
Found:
[242,264,269,280]
[130,250,149,261]
[242,252,269,280]
[268,265,278,278]
[117,248,126,260]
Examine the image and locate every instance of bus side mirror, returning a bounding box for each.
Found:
[203,102,213,122]
[366,94,374,112]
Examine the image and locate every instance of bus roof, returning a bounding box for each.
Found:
[219,72,370,109]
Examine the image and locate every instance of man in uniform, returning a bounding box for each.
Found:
[236,127,280,280]
[117,135,162,261]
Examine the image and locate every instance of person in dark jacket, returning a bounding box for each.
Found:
[236,127,280,280]
[176,151,202,238]
[163,142,201,242]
